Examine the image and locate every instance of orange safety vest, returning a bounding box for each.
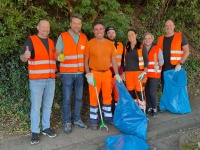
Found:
[147,45,162,78]
[157,32,183,65]
[28,35,56,79]
[60,32,87,73]
[110,42,123,67]
[124,45,144,70]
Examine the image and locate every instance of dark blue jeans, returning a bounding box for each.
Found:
[61,74,84,124]
[145,78,160,109]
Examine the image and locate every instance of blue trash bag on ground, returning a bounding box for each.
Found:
[105,134,149,150]
[160,68,191,114]
[113,82,148,140]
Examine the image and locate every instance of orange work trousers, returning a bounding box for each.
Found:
[89,70,112,106]
[125,71,147,111]
[125,71,147,91]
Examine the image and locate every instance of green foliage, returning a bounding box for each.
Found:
[0,0,199,135]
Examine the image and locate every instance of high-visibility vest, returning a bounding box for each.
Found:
[60,32,87,73]
[157,32,183,65]
[124,46,144,70]
[110,42,123,67]
[28,35,56,79]
[147,45,162,78]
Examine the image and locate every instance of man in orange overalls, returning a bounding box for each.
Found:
[84,20,122,130]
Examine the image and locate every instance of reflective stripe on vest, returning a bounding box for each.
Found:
[124,46,144,70]
[157,32,183,65]
[60,32,87,73]
[28,35,56,79]
[110,42,123,67]
[137,48,144,70]
[147,45,161,78]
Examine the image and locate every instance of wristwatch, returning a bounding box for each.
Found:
[179,62,183,65]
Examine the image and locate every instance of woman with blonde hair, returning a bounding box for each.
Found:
[143,32,164,117]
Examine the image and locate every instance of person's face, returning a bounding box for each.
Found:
[165,20,175,35]
[93,24,105,40]
[37,20,50,38]
[144,34,153,46]
[107,30,116,41]
[70,18,82,35]
[127,30,137,43]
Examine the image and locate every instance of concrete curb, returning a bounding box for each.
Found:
[69,112,200,150]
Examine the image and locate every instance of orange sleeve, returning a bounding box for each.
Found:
[84,40,91,58]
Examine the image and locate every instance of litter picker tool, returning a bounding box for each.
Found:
[93,78,109,131]
[139,80,150,123]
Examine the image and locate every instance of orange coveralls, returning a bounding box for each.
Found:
[84,38,116,124]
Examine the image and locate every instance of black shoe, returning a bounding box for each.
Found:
[91,124,98,130]
[31,132,39,145]
[147,108,153,116]
[42,128,57,138]
[106,121,114,125]
[152,109,158,117]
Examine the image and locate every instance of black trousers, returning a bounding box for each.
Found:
[145,78,160,109]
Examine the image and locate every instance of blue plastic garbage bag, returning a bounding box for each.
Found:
[160,68,191,114]
[113,82,148,140]
[105,134,149,150]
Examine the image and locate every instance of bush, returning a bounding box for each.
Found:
[0,0,199,134]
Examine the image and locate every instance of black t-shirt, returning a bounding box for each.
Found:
[125,47,148,71]
[162,34,188,71]
[21,36,49,59]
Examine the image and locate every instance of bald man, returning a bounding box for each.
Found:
[20,20,57,145]
[157,19,189,91]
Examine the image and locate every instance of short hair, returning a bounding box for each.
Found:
[92,20,104,28]
[70,14,83,22]
[143,32,155,41]
[37,19,49,26]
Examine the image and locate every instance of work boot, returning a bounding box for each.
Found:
[147,108,153,116]
[74,120,88,129]
[31,132,39,145]
[91,124,98,130]
[64,123,72,133]
[106,121,114,125]
[152,109,158,117]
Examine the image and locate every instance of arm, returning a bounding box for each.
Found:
[54,49,62,60]
[158,49,164,66]
[20,38,33,62]
[20,49,30,62]
[180,34,190,64]
[142,47,148,73]
[180,44,189,64]
[111,56,119,75]
[84,56,90,73]
[55,35,63,60]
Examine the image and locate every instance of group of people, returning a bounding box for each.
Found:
[20,13,189,145]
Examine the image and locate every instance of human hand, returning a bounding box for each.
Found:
[122,72,126,81]
[154,65,159,72]
[175,64,181,72]
[85,73,94,86]
[25,46,31,59]
[138,72,147,81]
[57,53,65,62]
[114,74,122,83]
